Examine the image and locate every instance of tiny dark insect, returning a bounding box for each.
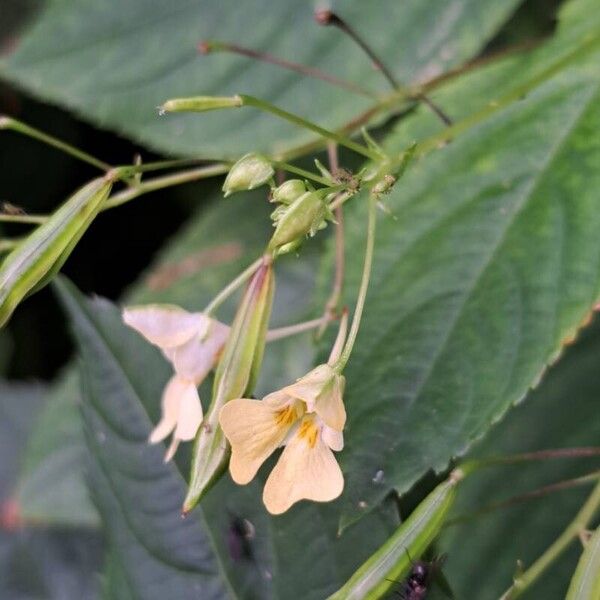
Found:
[390,555,452,600]
[226,515,255,562]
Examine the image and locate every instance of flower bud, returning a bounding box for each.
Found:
[160,95,243,114]
[183,257,275,512]
[0,176,112,328]
[271,179,306,205]
[222,153,274,197]
[268,190,332,251]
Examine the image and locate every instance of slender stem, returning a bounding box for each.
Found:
[334,191,377,371]
[199,40,376,99]
[271,161,333,186]
[0,116,112,172]
[238,95,379,160]
[499,480,600,599]
[328,190,355,212]
[266,316,331,342]
[319,143,346,338]
[447,470,600,527]
[121,156,229,176]
[462,447,600,475]
[103,163,229,209]
[327,308,349,364]
[314,10,451,125]
[0,213,47,224]
[203,257,263,316]
[0,238,22,253]
[276,31,599,165]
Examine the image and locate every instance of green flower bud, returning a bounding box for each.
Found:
[268,190,332,251]
[160,95,243,113]
[0,176,112,328]
[183,258,275,512]
[271,179,306,205]
[222,153,275,197]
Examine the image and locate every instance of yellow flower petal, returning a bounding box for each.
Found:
[172,379,203,442]
[262,415,344,514]
[313,373,346,432]
[171,320,229,382]
[148,375,181,443]
[321,424,344,451]
[220,397,303,485]
[284,364,346,431]
[123,304,206,348]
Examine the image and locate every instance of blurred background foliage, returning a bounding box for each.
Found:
[2,0,600,598]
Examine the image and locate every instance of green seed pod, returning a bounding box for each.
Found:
[267,190,331,251]
[183,258,275,512]
[271,179,306,205]
[222,153,274,197]
[327,470,463,600]
[160,95,243,113]
[566,526,600,600]
[0,176,112,328]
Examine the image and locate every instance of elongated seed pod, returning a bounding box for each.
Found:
[183,258,275,512]
[566,526,600,600]
[327,470,463,600]
[0,176,112,328]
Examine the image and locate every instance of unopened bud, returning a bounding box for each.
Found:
[222,153,274,197]
[271,179,306,205]
[268,190,332,251]
[160,95,243,114]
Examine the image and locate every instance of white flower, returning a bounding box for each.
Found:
[123,304,229,461]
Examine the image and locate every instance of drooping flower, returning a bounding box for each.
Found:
[123,304,229,461]
[219,363,346,512]
[219,311,348,514]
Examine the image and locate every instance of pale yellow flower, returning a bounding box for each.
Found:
[219,392,305,484]
[123,304,229,460]
[219,364,346,513]
[262,413,344,515]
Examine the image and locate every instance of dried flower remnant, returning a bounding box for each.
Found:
[122,304,229,461]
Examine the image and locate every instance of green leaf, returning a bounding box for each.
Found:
[56,278,231,599]
[0,0,520,156]
[437,315,600,599]
[331,15,600,527]
[16,371,100,527]
[56,277,400,598]
[0,380,103,600]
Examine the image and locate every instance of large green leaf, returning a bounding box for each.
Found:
[56,279,231,599]
[56,278,399,599]
[436,314,600,599]
[14,0,600,531]
[16,371,99,527]
[0,0,520,157]
[0,380,103,600]
[329,11,600,526]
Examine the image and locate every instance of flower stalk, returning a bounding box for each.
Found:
[334,190,378,371]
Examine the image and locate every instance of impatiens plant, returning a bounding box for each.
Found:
[1,0,600,598]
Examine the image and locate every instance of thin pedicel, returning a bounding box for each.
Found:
[314,9,452,126]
